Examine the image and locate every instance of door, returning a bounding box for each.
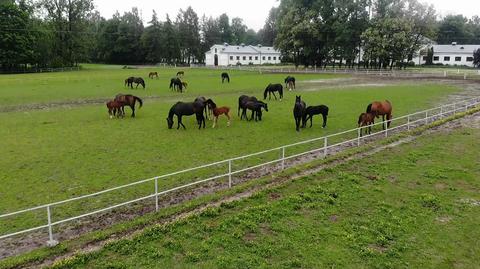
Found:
[214,54,218,66]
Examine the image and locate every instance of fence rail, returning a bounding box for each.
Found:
[1,96,479,246]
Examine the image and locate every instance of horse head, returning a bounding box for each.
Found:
[261,102,268,112]
[166,117,174,129]
[295,95,301,103]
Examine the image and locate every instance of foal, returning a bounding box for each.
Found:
[205,99,231,128]
[303,105,329,128]
[358,112,375,136]
[106,100,124,118]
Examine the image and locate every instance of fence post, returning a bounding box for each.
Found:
[385,122,388,137]
[46,206,58,247]
[407,115,410,131]
[281,147,285,170]
[323,137,328,158]
[228,160,232,188]
[357,128,361,146]
[425,111,428,125]
[155,178,159,212]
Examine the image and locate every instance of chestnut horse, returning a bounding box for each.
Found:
[114,94,143,117]
[205,99,231,128]
[366,100,392,129]
[357,112,375,136]
[106,100,124,118]
[148,72,158,79]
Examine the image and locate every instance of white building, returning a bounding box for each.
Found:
[417,42,480,67]
[205,43,281,66]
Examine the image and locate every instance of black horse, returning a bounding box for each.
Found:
[166,100,206,130]
[125,77,145,89]
[221,72,230,83]
[293,96,306,132]
[264,84,283,101]
[169,78,183,92]
[194,96,212,120]
[238,95,258,119]
[303,105,329,128]
[284,76,296,89]
[244,101,268,121]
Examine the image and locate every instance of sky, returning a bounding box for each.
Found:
[94,0,479,31]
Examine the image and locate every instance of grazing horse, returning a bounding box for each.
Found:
[114,94,143,118]
[287,81,295,91]
[148,72,158,79]
[221,72,230,83]
[293,96,306,131]
[176,71,184,77]
[264,84,283,101]
[366,100,392,129]
[166,101,206,130]
[194,96,212,120]
[303,105,329,128]
[285,76,296,89]
[125,77,146,89]
[238,95,258,119]
[205,99,231,128]
[169,78,183,92]
[358,112,375,137]
[106,100,124,119]
[244,101,268,121]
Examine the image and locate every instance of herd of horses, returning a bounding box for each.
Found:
[113,71,393,134]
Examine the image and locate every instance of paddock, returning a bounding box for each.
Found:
[0,64,477,259]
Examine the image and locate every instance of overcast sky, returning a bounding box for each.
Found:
[94,0,479,31]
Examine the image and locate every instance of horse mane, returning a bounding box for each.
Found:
[168,103,179,119]
[366,103,372,113]
[263,87,269,99]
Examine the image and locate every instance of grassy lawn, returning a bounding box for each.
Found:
[0,65,459,235]
[49,125,480,269]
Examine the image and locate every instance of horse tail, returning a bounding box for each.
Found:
[134,96,143,108]
[358,114,363,125]
[366,103,372,113]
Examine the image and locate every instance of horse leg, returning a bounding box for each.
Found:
[295,117,300,132]
[130,105,135,118]
[382,115,385,130]
[322,114,327,128]
[226,112,231,127]
[310,115,313,128]
[249,110,254,121]
[272,92,277,100]
[387,113,392,128]
[212,116,217,128]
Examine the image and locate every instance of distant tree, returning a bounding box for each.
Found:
[176,7,201,63]
[259,7,278,46]
[231,17,247,44]
[201,15,221,51]
[217,13,232,43]
[141,10,164,64]
[0,0,36,70]
[162,14,181,64]
[244,29,260,45]
[426,47,434,65]
[474,49,480,68]
[437,15,471,44]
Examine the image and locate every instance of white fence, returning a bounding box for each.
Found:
[1,96,479,247]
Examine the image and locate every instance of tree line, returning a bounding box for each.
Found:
[273,0,480,69]
[0,0,273,70]
[1,0,480,71]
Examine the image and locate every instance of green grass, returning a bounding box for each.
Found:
[47,124,480,269]
[0,65,459,235]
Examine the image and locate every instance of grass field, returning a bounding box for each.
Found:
[47,121,480,269]
[0,65,461,235]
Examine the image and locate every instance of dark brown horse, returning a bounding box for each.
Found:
[358,112,375,136]
[238,95,258,119]
[114,94,143,117]
[166,100,206,130]
[125,77,146,89]
[293,96,306,131]
[176,71,184,77]
[366,100,392,129]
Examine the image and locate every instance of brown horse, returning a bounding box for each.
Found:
[357,112,375,136]
[106,100,124,119]
[114,94,143,118]
[176,71,184,77]
[181,81,188,90]
[366,100,392,129]
[148,72,158,79]
[205,99,231,128]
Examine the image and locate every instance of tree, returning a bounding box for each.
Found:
[201,15,221,52]
[162,14,180,64]
[217,13,232,43]
[474,48,480,68]
[176,7,201,63]
[141,10,164,64]
[437,15,471,44]
[231,17,247,44]
[40,0,95,66]
[259,7,278,46]
[0,0,36,70]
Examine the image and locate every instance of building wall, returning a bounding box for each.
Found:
[432,53,475,67]
[205,46,281,66]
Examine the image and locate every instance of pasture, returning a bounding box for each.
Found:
[47,121,480,269]
[0,65,460,235]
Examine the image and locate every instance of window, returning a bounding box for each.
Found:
[249,56,252,60]
[273,57,277,60]
[455,56,461,62]
[255,56,258,60]
[467,57,474,62]
[268,56,271,60]
[262,56,266,60]
[236,56,240,60]
[230,56,233,60]
[444,56,450,61]
[215,48,217,53]
[243,56,246,60]
[422,56,428,61]
[433,56,439,61]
